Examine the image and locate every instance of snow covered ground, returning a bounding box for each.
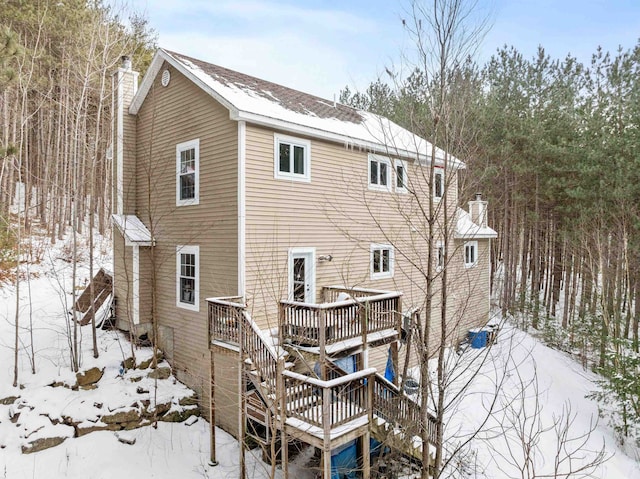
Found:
[0,234,638,478]
[447,325,640,478]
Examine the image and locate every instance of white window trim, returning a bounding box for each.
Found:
[176,139,200,206]
[394,159,408,193]
[464,241,478,268]
[274,133,311,182]
[433,167,444,202]
[436,241,445,271]
[370,243,394,280]
[176,245,200,311]
[288,247,316,303]
[368,154,392,192]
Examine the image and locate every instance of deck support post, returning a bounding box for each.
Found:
[363,431,370,479]
[238,322,246,479]
[322,382,331,479]
[322,447,332,479]
[278,357,289,479]
[364,371,373,478]
[209,349,218,466]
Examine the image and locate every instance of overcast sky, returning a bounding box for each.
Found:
[119,0,640,100]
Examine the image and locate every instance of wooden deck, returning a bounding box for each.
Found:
[206,287,437,477]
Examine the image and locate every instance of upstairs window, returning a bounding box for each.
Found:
[434,167,444,201]
[371,243,394,279]
[176,139,200,206]
[176,245,199,311]
[274,134,311,182]
[395,159,408,193]
[369,154,392,191]
[464,241,478,268]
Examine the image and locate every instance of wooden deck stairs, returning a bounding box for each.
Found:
[208,292,438,477]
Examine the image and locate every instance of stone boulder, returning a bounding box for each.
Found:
[101,408,141,425]
[76,367,104,387]
[160,407,200,423]
[148,367,171,380]
[22,436,67,454]
[0,395,19,405]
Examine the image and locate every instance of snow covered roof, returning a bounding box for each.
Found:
[131,49,461,166]
[111,215,154,246]
[455,208,498,240]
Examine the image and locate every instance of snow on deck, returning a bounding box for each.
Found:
[286,415,369,442]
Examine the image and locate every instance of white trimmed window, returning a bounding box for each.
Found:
[176,245,199,311]
[274,134,311,182]
[395,159,408,193]
[464,241,478,268]
[434,167,444,201]
[371,243,394,279]
[436,242,445,270]
[369,154,392,191]
[176,139,200,206]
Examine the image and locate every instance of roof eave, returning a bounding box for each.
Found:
[129,49,240,118]
[232,110,464,165]
[455,230,498,240]
[130,49,466,170]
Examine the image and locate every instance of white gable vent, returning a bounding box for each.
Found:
[161,69,171,87]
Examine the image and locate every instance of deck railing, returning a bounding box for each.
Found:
[282,368,375,431]
[208,297,284,391]
[280,287,401,347]
[373,374,437,445]
[208,296,244,344]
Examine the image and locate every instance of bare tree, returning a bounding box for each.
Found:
[485,356,609,478]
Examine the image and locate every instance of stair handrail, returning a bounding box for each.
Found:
[242,309,286,360]
[373,373,437,445]
[240,309,286,394]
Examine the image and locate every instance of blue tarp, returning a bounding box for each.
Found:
[384,346,395,383]
[331,441,357,479]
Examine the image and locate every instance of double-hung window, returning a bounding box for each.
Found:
[464,241,478,268]
[371,243,394,279]
[274,134,311,181]
[395,159,408,193]
[176,139,199,206]
[177,245,199,311]
[434,167,444,201]
[369,154,392,192]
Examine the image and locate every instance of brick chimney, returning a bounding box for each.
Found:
[469,193,488,228]
[112,55,139,215]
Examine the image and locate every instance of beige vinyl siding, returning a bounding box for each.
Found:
[244,124,490,370]
[448,237,493,340]
[211,345,241,437]
[113,229,132,327]
[138,246,153,324]
[132,61,238,412]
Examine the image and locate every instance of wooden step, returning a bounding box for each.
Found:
[74,268,112,325]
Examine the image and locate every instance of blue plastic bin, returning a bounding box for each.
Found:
[468,328,488,348]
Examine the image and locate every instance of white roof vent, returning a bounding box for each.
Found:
[161,69,171,87]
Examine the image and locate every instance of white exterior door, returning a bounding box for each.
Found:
[289,248,315,303]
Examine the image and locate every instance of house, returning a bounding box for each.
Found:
[111,49,497,477]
